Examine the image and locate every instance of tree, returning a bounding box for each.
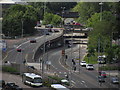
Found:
[2,4,38,37]
[42,12,62,26]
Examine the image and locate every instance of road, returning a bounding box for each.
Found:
[2,28,119,89]
[38,44,119,89]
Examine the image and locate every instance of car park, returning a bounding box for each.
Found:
[86,64,94,70]
[111,77,119,84]
[80,61,87,67]
[98,76,105,82]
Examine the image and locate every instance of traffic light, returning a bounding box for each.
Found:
[65,55,68,59]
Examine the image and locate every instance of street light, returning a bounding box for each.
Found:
[61,7,65,27]
[99,2,103,21]
[21,19,24,38]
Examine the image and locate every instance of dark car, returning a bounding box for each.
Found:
[45,24,53,28]
[5,82,15,89]
[11,85,23,90]
[111,77,119,84]
[28,66,36,70]
[5,82,22,90]
[53,29,59,32]
[0,80,5,88]
[30,39,36,43]
[16,48,22,52]
[98,76,105,82]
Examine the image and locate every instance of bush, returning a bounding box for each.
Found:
[2,66,19,74]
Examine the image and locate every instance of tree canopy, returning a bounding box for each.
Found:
[2,4,38,37]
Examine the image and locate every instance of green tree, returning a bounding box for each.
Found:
[2,4,38,37]
[42,12,61,26]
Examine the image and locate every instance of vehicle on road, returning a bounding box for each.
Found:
[86,64,94,70]
[45,24,53,28]
[5,82,22,90]
[98,55,106,64]
[53,29,59,32]
[16,48,22,52]
[68,44,72,48]
[99,71,107,78]
[51,84,70,90]
[0,80,5,88]
[80,61,87,67]
[98,76,105,82]
[111,77,119,84]
[22,73,42,87]
[30,39,36,43]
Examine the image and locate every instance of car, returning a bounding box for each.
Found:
[27,66,36,70]
[16,48,22,52]
[5,82,15,89]
[99,71,107,78]
[0,80,5,88]
[53,29,59,32]
[68,44,71,48]
[86,64,94,70]
[111,77,119,84]
[46,32,50,35]
[30,39,36,43]
[11,85,23,90]
[98,76,105,82]
[45,24,53,28]
[80,61,87,67]
[5,82,22,90]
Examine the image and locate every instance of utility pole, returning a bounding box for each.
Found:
[21,19,24,38]
[79,40,81,73]
[99,2,103,21]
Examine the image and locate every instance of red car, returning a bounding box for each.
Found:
[99,71,107,78]
[30,39,36,43]
[16,48,22,52]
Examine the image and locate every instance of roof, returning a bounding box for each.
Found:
[51,84,70,90]
[0,0,15,4]
[23,73,42,79]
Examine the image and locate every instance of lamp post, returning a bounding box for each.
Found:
[21,19,24,38]
[99,2,103,21]
[61,7,65,27]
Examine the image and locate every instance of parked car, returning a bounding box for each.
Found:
[86,64,94,70]
[111,77,119,84]
[99,71,107,78]
[98,76,105,82]
[30,39,36,43]
[80,61,87,67]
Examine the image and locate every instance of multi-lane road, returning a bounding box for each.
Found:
[2,28,119,89]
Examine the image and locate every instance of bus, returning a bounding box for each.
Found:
[22,73,42,87]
